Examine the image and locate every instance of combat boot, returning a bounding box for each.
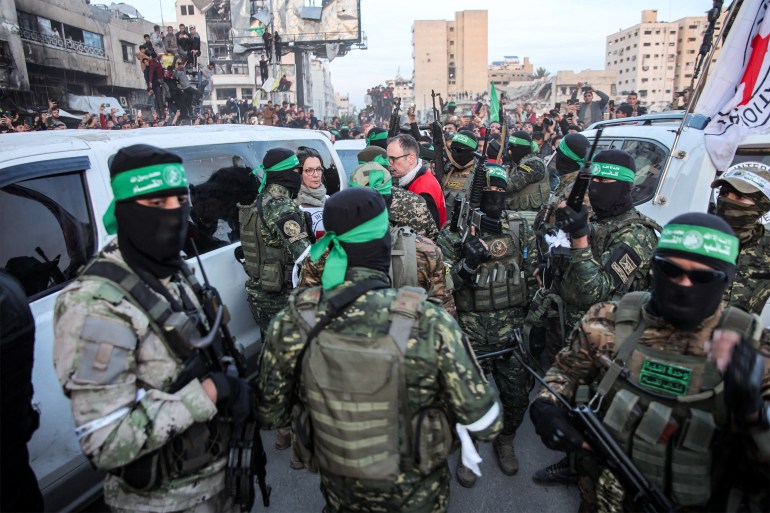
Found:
[532,456,578,485]
[275,426,291,450]
[455,459,477,488]
[493,433,518,476]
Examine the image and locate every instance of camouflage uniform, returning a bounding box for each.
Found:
[505,152,549,214]
[53,241,234,512]
[255,267,502,513]
[559,208,659,332]
[390,186,439,241]
[299,227,457,318]
[240,183,311,333]
[724,225,770,315]
[438,211,539,436]
[538,298,770,511]
[441,159,475,221]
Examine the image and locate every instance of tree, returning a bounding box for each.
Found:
[531,67,550,80]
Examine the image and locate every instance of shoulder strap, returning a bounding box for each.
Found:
[719,307,757,341]
[388,287,427,354]
[401,228,419,288]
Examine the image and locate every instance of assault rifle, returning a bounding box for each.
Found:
[388,97,402,137]
[190,240,271,512]
[431,90,446,184]
[505,330,674,513]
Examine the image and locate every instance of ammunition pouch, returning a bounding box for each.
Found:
[259,254,288,292]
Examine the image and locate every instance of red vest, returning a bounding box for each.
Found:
[409,169,447,228]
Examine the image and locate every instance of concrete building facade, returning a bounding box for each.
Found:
[5,0,155,110]
[606,9,723,112]
[489,56,533,88]
[413,10,488,116]
[310,58,335,121]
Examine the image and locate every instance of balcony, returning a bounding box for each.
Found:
[20,28,106,58]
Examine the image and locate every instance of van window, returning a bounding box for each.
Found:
[249,139,338,191]
[0,172,95,298]
[622,140,667,205]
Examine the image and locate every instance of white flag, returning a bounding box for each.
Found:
[696,0,770,171]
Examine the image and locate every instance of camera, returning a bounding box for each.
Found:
[543,117,555,127]
[567,99,579,106]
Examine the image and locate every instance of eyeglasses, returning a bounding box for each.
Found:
[388,154,412,164]
[653,257,727,285]
[303,167,323,175]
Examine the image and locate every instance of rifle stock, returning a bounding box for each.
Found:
[468,125,491,208]
[388,97,402,138]
[565,127,604,212]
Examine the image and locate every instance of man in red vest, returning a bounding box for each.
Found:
[387,134,447,229]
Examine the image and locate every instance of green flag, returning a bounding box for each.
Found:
[489,81,499,123]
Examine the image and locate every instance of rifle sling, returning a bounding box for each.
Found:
[595,320,647,400]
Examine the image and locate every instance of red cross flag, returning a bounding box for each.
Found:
[696,0,770,170]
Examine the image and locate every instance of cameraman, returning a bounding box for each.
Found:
[667,86,692,111]
[559,101,579,134]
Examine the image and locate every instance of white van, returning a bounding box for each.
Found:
[582,112,770,322]
[0,125,344,511]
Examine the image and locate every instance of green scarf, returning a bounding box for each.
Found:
[255,154,300,193]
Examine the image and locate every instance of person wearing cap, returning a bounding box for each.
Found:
[438,165,540,487]
[441,130,479,221]
[239,148,310,335]
[502,130,549,218]
[531,212,770,512]
[256,187,501,513]
[300,162,454,316]
[358,146,438,241]
[530,150,659,486]
[188,25,200,68]
[387,134,447,230]
[53,144,251,512]
[711,162,770,315]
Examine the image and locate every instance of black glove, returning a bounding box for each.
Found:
[209,372,252,424]
[724,341,765,426]
[529,398,584,452]
[528,326,547,358]
[555,204,589,238]
[462,234,492,270]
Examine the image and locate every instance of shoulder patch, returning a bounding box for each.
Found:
[277,212,308,244]
[519,164,533,174]
[604,242,642,288]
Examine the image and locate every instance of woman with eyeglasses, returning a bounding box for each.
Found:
[296,149,328,239]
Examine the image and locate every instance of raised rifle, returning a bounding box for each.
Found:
[431,90,446,184]
[189,240,271,511]
[504,330,675,513]
[388,97,402,137]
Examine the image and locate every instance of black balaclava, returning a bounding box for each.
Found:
[111,144,190,279]
[649,213,738,330]
[486,138,502,161]
[554,133,590,176]
[480,164,508,220]
[450,130,478,167]
[263,147,301,198]
[323,187,392,276]
[508,130,533,164]
[588,149,636,219]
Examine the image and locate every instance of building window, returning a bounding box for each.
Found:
[216,87,237,100]
[180,5,187,15]
[121,41,134,62]
[188,4,195,15]
[643,42,651,46]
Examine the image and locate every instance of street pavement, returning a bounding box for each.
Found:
[256,381,581,513]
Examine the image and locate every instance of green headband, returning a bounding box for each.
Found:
[452,133,478,150]
[558,138,585,165]
[350,169,393,197]
[358,154,390,168]
[658,224,739,265]
[590,162,635,182]
[330,129,340,136]
[256,154,300,193]
[367,130,388,144]
[102,163,188,234]
[487,165,507,183]
[310,209,390,289]
[508,136,531,147]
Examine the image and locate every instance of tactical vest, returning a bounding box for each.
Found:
[239,194,293,292]
[442,163,473,222]
[390,225,419,288]
[454,212,530,312]
[593,292,755,509]
[505,154,550,212]
[288,286,454,479]
[78,256,231,491]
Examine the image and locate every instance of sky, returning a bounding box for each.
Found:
[125,0,713,107]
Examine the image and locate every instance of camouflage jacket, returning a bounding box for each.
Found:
[299,227,456,318]
[724,225,770,315]
[255,266,501,486]
[390,186,439,241]
[506,153,547,194]
[560,209,658,311]
[258,183,311,261]
[53,241,225,511]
